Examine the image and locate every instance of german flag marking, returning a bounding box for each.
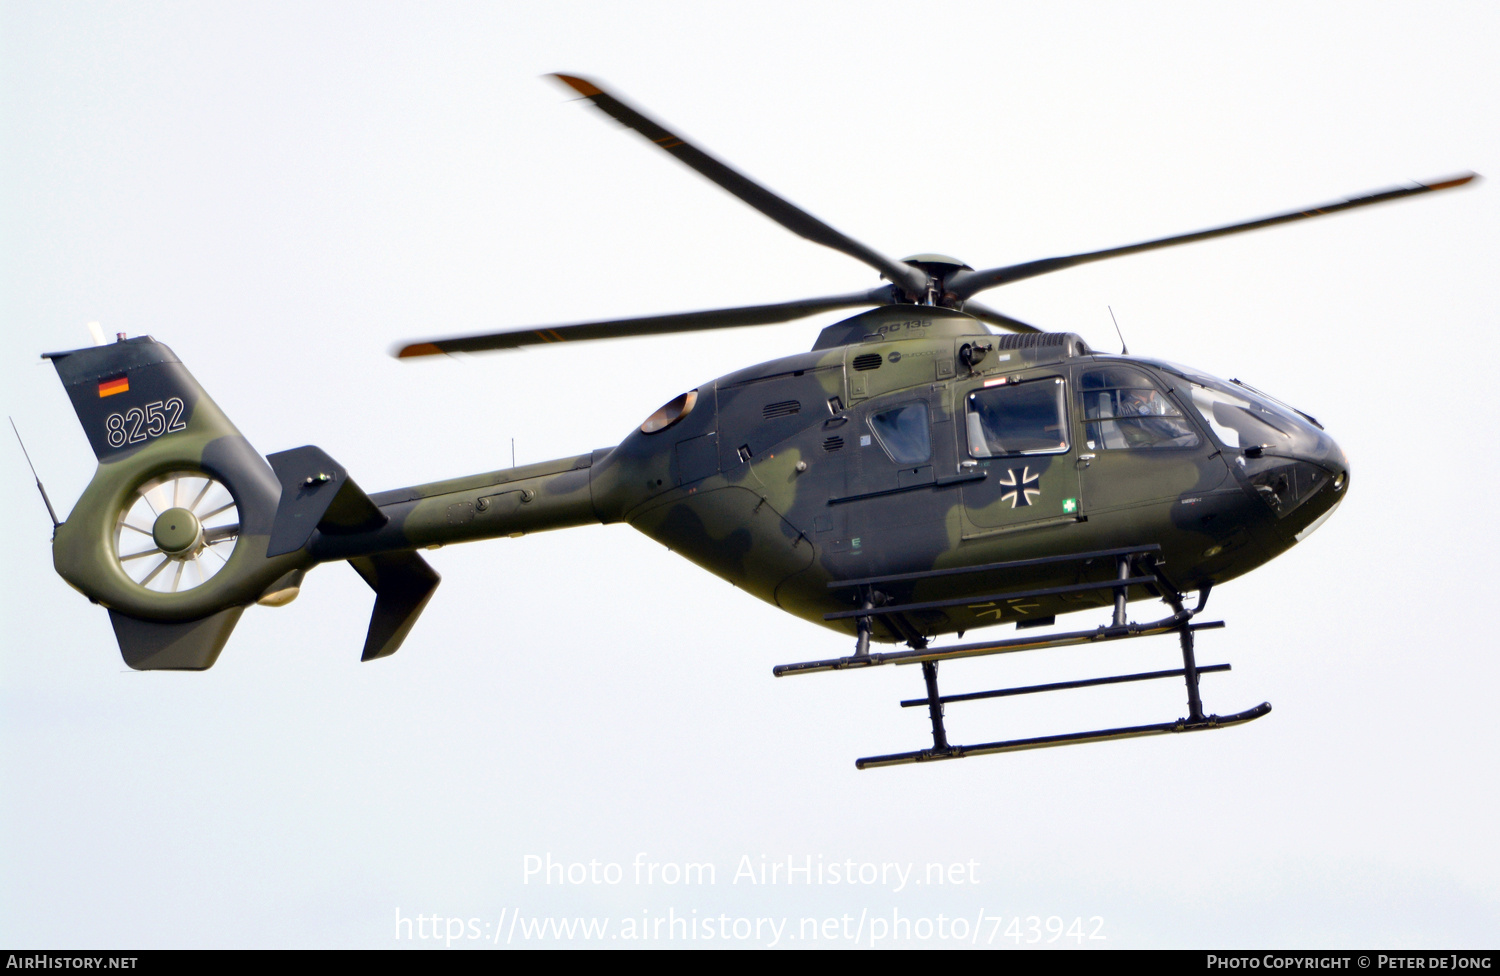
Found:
[98,376,129,397]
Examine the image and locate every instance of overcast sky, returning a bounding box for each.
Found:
[3,1,1497,949]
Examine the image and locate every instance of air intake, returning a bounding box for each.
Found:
[852,353,883,371]
[993,332,1092,356]
[762,400,801,419]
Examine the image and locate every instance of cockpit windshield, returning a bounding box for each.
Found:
[1147,361,1332,459]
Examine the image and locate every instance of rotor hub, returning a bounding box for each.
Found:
[901,254,973,276]
[152,507,205,559]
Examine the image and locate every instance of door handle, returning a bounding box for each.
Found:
[1076,453,1095,468]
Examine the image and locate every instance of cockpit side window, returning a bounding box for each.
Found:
[1079,366,1200,450]
[965,377,1068,458]
[869,401,931,464]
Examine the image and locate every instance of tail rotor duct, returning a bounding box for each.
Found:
[114,471,241,595]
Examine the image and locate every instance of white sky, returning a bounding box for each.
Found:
[2,1,1497,949]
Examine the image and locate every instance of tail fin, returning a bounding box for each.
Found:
[43,336,440,670]
[45,336,294,667]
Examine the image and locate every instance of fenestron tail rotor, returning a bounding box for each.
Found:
[114,471,241,594]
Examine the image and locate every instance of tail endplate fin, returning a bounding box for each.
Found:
[108,607,245,671]
[349,552,441,661]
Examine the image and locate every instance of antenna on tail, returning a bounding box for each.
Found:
[10,416,61,529]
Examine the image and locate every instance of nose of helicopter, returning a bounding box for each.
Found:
[1242,430,1350,544]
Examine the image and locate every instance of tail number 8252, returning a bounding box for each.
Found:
[104,398,188,448]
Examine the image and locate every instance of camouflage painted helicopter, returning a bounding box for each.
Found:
[37,75,1475,767]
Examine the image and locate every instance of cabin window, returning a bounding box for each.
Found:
[966,378,1068,457]
[1078,367,1199,450]
[868,402,931,464]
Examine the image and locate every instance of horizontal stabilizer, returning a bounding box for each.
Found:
[348,551,441,661]
[108,606,245,671]
[266,446,387,557]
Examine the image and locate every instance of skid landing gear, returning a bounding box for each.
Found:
[773,545,1271,769]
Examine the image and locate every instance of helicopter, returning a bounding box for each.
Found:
[35,74,1476,768]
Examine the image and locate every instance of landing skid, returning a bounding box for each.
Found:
[774,545,1271,768]
[855,703,1273,769]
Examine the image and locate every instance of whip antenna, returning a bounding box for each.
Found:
[10,416,60,529]
[1108,306,1129,355]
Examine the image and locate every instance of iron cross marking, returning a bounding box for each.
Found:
[999,465,1041,508]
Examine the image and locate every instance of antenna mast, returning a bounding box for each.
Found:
[1108,306,1129,355]
[10,417,61,529]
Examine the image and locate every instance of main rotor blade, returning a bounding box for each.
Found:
[394,288,895,357]
[947,173,1479,301]
[551,74,929,299]
[960,300,1042,334]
